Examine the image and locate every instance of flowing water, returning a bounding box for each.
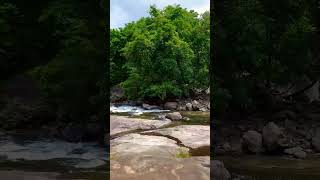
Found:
[110,104,170,115]
[0,131,108,179]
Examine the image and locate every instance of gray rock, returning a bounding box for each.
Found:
[205,87,210,95]
[186,103,193,111]
[284,146,307,159]
[263,122,284,152]
[211,160,231,180]
[192,100,200,110]
[166,112,183,121]
[164,102,178,110]
[242,130,263,153]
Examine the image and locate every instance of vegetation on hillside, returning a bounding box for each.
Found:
[213,0,319,115]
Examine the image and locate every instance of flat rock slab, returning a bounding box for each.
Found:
[110,156,210,180]
[110,115,171,137]
[111,133,185,157]
[110,127,210,180]
[142,125,210,149]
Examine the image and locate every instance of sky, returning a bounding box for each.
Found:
[110,0,210,29]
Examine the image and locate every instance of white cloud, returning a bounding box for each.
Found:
[110,0,209,29]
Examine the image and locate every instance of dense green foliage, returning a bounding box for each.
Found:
[0,0,106,124]
[213,0,319,114]
[110,5,210,100]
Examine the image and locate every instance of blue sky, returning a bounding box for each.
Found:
[111,0,210,29]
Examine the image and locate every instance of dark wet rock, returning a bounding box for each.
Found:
[166,112,183,121]
[212,160,231,180]
[164,102,178,110]
[284,146,307,159]
[242,130,263,153]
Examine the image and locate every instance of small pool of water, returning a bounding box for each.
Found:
[216,155,320,180]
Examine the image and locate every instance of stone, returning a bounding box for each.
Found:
[262,122,284,152]
[186,103,193,111]
[222,143,232,152]
[242,130,263,153]
[142,103,159,110]
[211,160,231,180]
[166,112,183,121]
[192,100,200,110]
[284,147,307,159]
[205,87,210,95]
[164,102,178,110]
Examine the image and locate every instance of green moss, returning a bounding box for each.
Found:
[175,148,191,159]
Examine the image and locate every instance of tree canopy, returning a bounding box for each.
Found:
[110,5,210,101]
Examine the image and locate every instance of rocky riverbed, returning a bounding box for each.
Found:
[213,101,320,180]
[110,106,210,180]
[0,130,108,180]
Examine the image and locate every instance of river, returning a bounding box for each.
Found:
[0,130,108,179]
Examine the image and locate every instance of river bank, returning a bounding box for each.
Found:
[213,100,320,179]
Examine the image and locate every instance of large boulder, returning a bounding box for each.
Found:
[262,122,285,152]
[211,160,231,180]
[166,112,183,121]
[242,130,263,153]
[164,102,178,110]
